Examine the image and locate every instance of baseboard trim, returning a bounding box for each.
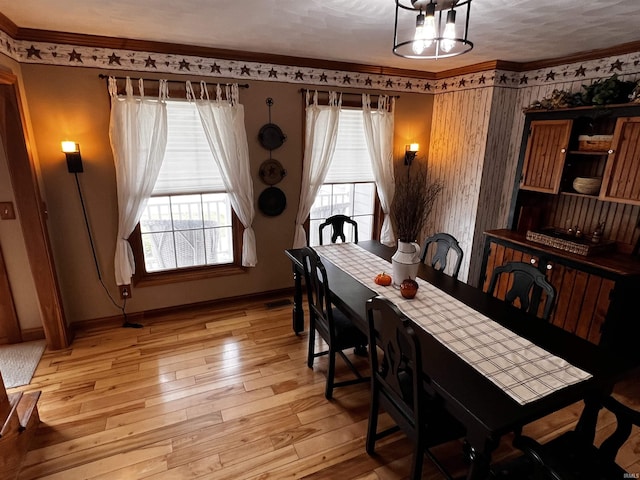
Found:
[20,328,45,342]
[71,287,296,332]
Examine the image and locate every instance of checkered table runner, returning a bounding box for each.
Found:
[315,243,592,405]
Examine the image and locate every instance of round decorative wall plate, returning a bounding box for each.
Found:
[258,186,287,216]
[258,123,287,150]
[259,159,287,185]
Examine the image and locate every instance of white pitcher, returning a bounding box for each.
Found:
[391,240,421,287]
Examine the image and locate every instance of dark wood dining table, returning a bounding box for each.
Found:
[285,240,638,479]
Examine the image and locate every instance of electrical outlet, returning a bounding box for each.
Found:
[0,202,16,220]
[119,285,132,300]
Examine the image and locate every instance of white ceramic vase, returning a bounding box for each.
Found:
[391,240,421,287]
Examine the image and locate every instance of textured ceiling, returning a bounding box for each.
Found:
[1,0,640,73]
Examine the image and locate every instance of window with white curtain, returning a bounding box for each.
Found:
[309,108,377,246]
[134,100,236,273]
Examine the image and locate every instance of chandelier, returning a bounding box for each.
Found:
[393,0,473,59]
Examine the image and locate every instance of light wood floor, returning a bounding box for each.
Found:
[8,297,640,479]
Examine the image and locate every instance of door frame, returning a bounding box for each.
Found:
[0,71,70,349]
[0,244,21,343]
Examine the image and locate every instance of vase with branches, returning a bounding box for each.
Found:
[391,163,443,243]
[389,162,443,285]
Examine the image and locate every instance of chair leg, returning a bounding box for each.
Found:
[307,326,315,368]
[410,437,425,480]
[325,347,336,399]
[366,385,379,455]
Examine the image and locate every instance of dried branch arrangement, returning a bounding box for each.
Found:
[391,163,443,243]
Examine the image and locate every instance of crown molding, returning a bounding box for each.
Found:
[516,40,640,72]
[9,26,439,81]
[4,20,640,81]
[0,12,18,38]
[1,18,639,94]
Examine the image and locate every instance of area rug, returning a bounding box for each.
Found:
[0,340,46,388]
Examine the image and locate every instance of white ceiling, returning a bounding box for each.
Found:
[1,0,640,73]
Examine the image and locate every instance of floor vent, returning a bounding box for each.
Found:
[265,298,292,309]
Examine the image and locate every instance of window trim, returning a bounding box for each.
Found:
[130,211,245,287]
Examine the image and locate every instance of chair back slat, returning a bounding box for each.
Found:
[301,246,368,399]
[366,296,465,480]
[488,261,556,321]
[301,247,334,341]
[420,232,463,279]
[368,296,423,430]
[319,215,359,245]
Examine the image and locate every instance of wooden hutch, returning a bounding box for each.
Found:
[481,103,640,347]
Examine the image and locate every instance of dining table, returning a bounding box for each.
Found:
[284,240,638,480]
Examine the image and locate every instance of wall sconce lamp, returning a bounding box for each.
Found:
[405,143,419,165]
[61,141,83,173]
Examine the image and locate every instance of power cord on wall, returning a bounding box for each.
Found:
[73,172,143,328]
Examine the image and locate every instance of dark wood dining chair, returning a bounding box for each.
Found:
[420,232,463,278]
[508,395,640,479]
[300,246,368,399]
[318,214,358,245]
[487,261,556,321]
[365,296,466,480]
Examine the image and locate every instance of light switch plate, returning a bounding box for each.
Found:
[0,202,16,220]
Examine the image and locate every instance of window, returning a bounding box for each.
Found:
[308,109,379,246]
[131,100,242,284]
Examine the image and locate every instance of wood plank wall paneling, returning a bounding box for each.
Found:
[543,196,640,248]
[470,87,520,286]
[427,87,494,284]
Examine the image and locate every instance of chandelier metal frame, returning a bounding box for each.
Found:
[393,0,473,59]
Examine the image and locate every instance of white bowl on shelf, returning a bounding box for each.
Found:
[572,177,602,195]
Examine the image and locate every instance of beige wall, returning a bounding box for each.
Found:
[17,63,433,322]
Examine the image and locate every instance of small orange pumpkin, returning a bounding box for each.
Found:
[374,272,392,286]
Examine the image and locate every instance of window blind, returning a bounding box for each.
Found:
[324,109,374,183]
[152,100,225,195]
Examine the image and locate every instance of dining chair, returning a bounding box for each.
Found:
[300,246,369,400]
[509,394,640,479]
[318,214,358,245]
[419,232,463,278]
[365,296,466,480]
[487,261,556,321]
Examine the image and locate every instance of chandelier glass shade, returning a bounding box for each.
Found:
[393,0,473,59]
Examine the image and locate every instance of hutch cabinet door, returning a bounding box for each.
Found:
[546,262,613,344]
[600,116,640,205]
[520,119,572,193]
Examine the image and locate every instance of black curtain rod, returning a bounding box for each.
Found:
[98,74,249,88]
[299,88,399,98]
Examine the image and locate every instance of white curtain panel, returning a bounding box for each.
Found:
[293,90,341,248]
[362,94,396,246]
[109,77,168,286]
[188,82,257,267]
